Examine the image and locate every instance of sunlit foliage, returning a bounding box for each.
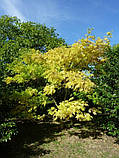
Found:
[5,30,111,121]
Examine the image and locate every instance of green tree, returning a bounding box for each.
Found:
[0,15,66,142]
[0,15,65,63]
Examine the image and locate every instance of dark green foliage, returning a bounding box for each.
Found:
[93,45,119,137]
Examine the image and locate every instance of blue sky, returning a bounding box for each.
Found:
[0,0,119,45]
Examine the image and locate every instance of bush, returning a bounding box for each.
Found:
[93,44,119,137]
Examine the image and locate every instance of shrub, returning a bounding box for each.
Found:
[93,44,119,137]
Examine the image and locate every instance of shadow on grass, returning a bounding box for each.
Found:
[0,120,70,158]
[68,121,104,139]
[0,120,114,158]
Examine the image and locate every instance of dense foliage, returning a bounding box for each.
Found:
[93,44,119,137]
[0,15,66,142]
[5,31,110,123]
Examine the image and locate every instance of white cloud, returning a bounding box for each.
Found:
[0,0,77,27]
[0,0,26,21]
[0,0,92,25]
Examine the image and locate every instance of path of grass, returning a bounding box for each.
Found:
[0,120,119,158]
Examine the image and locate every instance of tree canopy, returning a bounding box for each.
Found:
[0,15,66,142]
[0,15,66,63]
[5,31,111,122]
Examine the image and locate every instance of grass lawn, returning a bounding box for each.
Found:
[0,120,119,158]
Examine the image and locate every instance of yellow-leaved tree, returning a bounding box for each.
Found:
[5,30,111,121]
